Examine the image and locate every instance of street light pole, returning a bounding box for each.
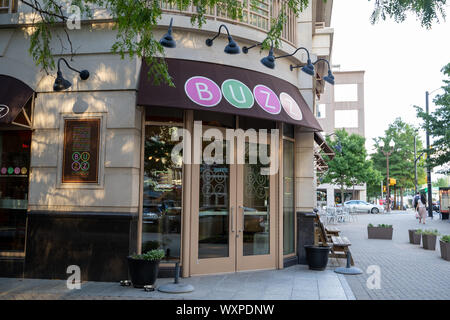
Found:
[382,141,394,213]
[414,136,418,194]
[425,91,433,218]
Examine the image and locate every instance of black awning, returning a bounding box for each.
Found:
[137,58,323,131]
[0,75,34,124]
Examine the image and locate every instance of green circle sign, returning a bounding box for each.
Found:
[221,79,254,109]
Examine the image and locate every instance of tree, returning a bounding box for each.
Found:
[19,0,447,86]
[436,176,449,188]
[370,118,426,208]
[321,129,380,204]
[415,63,450,174]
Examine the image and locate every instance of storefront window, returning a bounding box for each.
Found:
[0,130,31,252]
[141,126,182,261]
[283,140,295,255]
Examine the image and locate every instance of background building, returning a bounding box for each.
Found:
[316,68,367,207]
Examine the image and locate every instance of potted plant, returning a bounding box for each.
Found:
[127,249,165,288]
[408,229,421,245]
[439,235,450,261]
[304,245,331,271]
[417,229,440,250]
[368,223,393,240]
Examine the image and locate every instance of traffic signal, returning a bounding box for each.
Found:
[383,186,386,193]
[389,178,396,186]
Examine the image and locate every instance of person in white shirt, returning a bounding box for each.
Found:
[417,193,427,224]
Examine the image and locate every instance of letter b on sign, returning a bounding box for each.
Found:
[185,76,222,107]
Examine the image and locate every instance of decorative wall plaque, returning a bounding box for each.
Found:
[62,118,100,183]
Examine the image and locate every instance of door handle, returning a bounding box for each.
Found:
[238,205,244,233]
[230,206,235,233]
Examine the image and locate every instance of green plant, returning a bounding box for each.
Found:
[377,224,393,228]
[417,229,440,236]
[440,235,450,243]
[368,223,374,227]
[131,249,165,261]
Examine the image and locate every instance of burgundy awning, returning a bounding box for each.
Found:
[0,75,34,124]
[137,58,322,131]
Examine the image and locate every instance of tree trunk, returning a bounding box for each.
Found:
[341,184,345,205]
[400,187,404,210]
[353,184,355,200]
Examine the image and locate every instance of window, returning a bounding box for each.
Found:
[334,84,358,102]
[0,130,31,252]
[316,104,326,119]
[0,0,17,13]
[141,126,183,261]
[335,110,358,128]
[283,140,295,255]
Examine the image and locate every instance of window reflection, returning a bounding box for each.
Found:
[283,140,295,255]
[142,126,182,260]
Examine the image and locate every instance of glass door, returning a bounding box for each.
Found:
[190,128,277,275]
[236,141,276,271]
[190,127,237,275]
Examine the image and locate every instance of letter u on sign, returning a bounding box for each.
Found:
[185,76,222,107]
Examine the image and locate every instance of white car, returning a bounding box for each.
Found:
[344,200,384,214]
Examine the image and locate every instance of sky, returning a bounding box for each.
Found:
[330,0,450,179]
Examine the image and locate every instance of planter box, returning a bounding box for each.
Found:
[368,227,393,240]
[422,234,437,250]
[408,229,421,245]
[440,241,450,261]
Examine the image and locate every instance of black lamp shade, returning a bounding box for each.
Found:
[301,60,315,76]
[53,71,71,91]
[224,36,240,54]
[160,18,176,48]
[261,50,275,69]
[324,71,335,85]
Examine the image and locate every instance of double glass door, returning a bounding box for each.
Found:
[190,128,276,275]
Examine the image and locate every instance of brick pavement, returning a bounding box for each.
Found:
[332,210,450,300]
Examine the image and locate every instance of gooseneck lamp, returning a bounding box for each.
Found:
[53,58,90,92]
[206,24,240,54]
[314,58,335,85]
[243,40,275,69]
[159,18,176,48]
[274,47,314,75]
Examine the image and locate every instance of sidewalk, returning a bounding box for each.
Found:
[0,265,355,300]
[334,210,450,300]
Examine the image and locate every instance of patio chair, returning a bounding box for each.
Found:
[326,207,337,224]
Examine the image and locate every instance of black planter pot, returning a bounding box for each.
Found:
[408,229,421,245]
[304,245,330,271]
[127,257,161,288]
[422,234,437,251]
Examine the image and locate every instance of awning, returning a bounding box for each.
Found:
[137,58,322,131]
[314,132,335,160]
[0,75,34,124]
[314,152,329,172]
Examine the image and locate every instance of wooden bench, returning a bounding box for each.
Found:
[314,214,354,266]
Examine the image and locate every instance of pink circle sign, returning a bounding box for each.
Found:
[280,92,303,121]
[185,76,222,107]
[253,85,281,115]
[1,167,6,175]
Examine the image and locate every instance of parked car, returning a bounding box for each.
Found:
[344,200,385,214]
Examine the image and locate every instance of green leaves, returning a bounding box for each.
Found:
[131,249,165,261]
[369,0,447,29]
[415,63,450,174]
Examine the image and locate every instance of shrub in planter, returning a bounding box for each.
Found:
[304,245,331,271]
[440,235,450,261]
[127,249,165,288]
[368,223,393,240]
[408,229,421,245]
[417,229,440,250]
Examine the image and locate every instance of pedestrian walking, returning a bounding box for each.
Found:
[413,192,420,219]
[417,193,427,224]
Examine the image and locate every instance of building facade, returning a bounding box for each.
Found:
[0,0,334,281]
[316,69,367,207]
